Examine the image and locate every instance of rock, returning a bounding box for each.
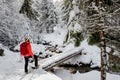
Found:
[0,49,4,56]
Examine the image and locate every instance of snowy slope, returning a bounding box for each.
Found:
[0,44,62,80]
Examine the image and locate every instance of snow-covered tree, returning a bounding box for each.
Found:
[85,0,120,80]
[34,0,58,33]
[61,0,119,79]
[19,0,39,20]
[62,0,86,46]
[0,0,32,46]
[86,0,120,51]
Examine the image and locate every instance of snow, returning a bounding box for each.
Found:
[81,70,120,80]
[64,39,101,67]
[1,34,120,80]
[91,2,99,12]
[0,0,120,80]
[1,23,120,80]
[34,72,62,80]
[31,44,46,55]
[0,24,120,80]
[18,68,62,80]
[68,10,75,24]
[73,22,82,33]
[40,46,83,69]
[41,28,67,46]
[52,0,63,3]
[54,69,120,80]
[0,44,62,80]
[106,47,111,53]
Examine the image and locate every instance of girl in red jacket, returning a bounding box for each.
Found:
[20,38,38,74]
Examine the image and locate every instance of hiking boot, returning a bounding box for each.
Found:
[35,66,39,69]
[25,71,28,74]
[31,65,39,69]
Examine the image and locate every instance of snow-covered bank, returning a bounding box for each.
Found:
[54,69,120,80]
[62,39,101,67]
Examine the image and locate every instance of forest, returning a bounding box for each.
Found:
[0,0,120,80]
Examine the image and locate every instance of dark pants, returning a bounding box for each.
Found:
[24,55,38,73]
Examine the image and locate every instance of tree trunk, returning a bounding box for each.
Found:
[100,30,107,80]
[96,0,107,80]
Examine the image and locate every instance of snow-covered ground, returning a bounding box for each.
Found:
[0,0,120,80]
[0,44,62,80]
[0,29,120,80]
[54,69,120,80]
[0,43,120,80]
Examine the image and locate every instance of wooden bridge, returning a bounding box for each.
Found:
[40,47,83,70]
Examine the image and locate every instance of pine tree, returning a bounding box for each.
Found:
[19,0,39,20]
[35,0,57,33]
[86,0,107,80]
[62,0,85,46]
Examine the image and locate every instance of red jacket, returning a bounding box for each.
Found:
[20,42,33,57]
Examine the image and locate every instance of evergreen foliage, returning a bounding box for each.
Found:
[35,0,57,33]
[63,0,73,8]
[62,0,73,22]
[62,0,86,46]
[19,0,39,20]
[88,32,100,45]
[70,31,84,47]
[63,12,70,23]
[64,31,69,43]
[105,0,113,5]
[109,64,120,72]
[108,54,120,72]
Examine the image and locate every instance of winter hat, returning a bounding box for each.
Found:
[25,38,29,42]
[24,37,30,42]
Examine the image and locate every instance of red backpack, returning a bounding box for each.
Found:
[20,42,33,57]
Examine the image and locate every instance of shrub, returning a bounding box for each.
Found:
[108,54,120,72]
[70,32,84,47]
